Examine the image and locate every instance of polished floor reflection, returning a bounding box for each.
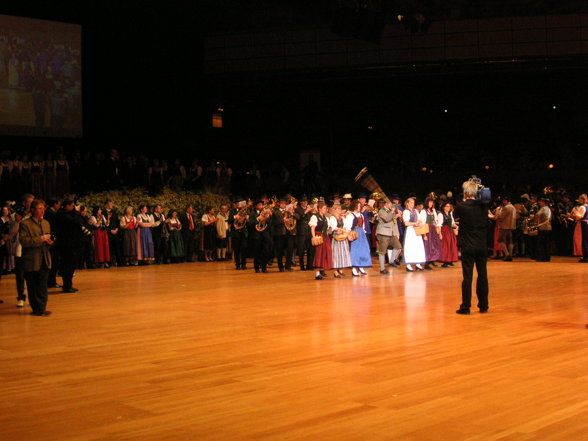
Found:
[1,257,587,441]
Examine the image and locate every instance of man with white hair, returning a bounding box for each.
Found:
[453,180,489,315]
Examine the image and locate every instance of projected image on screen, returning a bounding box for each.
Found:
[0,15,81,137]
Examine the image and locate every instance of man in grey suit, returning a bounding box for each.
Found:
[376,199,403,274]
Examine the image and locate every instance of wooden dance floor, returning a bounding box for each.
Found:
[1,257,587,441]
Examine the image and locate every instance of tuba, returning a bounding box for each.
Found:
[233,200,252,230]
[255,200,275,232]
[355,167,390,203]
[284,198,297,232]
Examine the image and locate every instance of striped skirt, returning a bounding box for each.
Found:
[331,237,351,269]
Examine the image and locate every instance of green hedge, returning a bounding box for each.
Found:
[77,188,231,233]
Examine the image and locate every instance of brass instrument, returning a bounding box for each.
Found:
[355,167,390,203]
[233,200,252,230]
[255,202,273,232]
[284,203,297,232]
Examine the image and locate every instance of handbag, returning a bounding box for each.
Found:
[311,236,324,246]
[333,230,348,241]
[347,230,358,242]
[414,224,429,235]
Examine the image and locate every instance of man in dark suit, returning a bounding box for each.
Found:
[20,199,54,316]
[54,200,85,293]
[453,180,490,315]
[272,197,288,272]
[179,205,196,262]
[228,197,249,270]
[293,196,314,270]
[248,200,271,273]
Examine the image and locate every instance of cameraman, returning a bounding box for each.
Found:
[453,180,489,314]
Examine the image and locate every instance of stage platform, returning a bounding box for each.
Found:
[1,257,587,440]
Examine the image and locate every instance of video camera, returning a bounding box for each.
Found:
[469,176,492,204]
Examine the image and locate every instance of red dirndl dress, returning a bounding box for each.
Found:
[440,225,458,262]
[313,232,332,269]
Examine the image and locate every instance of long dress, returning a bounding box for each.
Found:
[402,209,426,264]
[90,215,111,263]
[167,218,185,258]
[137,214,155,261]
[201,214,217,251]
[120,215,137,258]
[329,216,351,269]
[423,208,442,262]
[438,211,459,263]
[345,212,372,268]
[309,213,332,269]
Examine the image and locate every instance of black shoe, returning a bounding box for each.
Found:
[503,257,512,262]
[285,267,293,272]
[62,288,78,293]
[47,283,60,289]
[242,266,248,270]
[262,269,268,273]
[456,308,471,315]
[315,274,324,280]
[479,308,489,313]
[31,310,52,316]
[441,263,449,268]
[579,259,587,263]
[390,262,400,268]
[279,268,285,272]
[320,270,327,277]
[334,273,341,278]
[235,266,241,271]
[424,264,433,270]
[255,269,260,273]
[380,269,389,275]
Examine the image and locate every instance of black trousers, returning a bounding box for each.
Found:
[536,230,551,262]
[59,246,78,290]
[460,249,489,310]
[285,235,296,269]
[15,257,26,301]
[273,235,286,269]
[297,234,314,270]
[232,234,248,268]
[252,238,271,271]
[25,264,49,314]
[183,233,196,261]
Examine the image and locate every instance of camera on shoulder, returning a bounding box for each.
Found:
[469,176,491,204]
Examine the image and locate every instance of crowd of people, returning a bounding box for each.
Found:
[0,27,82,129]
[1,184,587,315]
[0,148,330,203]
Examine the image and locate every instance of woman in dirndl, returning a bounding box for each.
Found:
[345,200,372,277]
[166,209,185,263]
[328,204,351,278]
[437,201,459,267]
[309,201,332,280]
[402,197,426,272]
[119,206,138,266]
[136,204,155,264]
[423,198,443,269]
[88,207,111,268]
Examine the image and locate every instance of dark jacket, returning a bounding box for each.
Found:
[453,199,488,251]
